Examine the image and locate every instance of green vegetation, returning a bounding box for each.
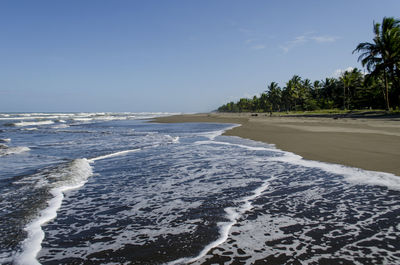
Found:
[218,17,400,113]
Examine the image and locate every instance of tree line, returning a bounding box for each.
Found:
[218,17,400,113]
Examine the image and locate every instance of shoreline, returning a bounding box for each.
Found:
[153,113,400,176]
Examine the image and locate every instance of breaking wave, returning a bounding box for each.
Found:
[0,145,30,157]
[12,121,54,127]
[14,159,93,265]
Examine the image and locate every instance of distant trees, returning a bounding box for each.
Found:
[218,17,400,113]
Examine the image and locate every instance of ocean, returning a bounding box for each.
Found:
[0,112,399,265]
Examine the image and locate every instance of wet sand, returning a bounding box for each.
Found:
[153,113,400,176]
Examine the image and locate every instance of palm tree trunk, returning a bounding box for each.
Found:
[343,85,346,110]
[389,67,400,107]
[384,70,390,110]
[347,87,350,110]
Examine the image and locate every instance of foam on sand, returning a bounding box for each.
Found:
[199,124,240,140]
[14,159,93,265]
[271,151,400,191]
[195,139,279,152]
[170,126,400,264]
[202,127,400,191]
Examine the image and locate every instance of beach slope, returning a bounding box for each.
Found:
[154,113,400,176]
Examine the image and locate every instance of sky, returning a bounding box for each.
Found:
[1,0,399,113]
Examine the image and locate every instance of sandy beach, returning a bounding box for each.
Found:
[154,113,400,176]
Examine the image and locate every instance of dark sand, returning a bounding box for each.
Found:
[153,113,400,176]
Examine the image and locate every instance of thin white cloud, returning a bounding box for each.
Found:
[251,44,266,50]
[310,36,338,43]
[281,33,339,53]
[244,38,266,51]
[332,67,355,78]
[238,27,253,35]
[245,39,256,44]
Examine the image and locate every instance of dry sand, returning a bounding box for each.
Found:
[154,113,400,176]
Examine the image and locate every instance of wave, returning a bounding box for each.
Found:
[14,159,93,265]
[0,138,11,143]
[195,139,278,152]
[0,116,70,121]
[13,120,54,127]
[89,149,141,162]
[14,147,150,263]
[51,124,70,129]
[171,126,400,264]
[0,146,30,156]
[165,135,180,143]
[198,131,400,191]
[198,124,240,140]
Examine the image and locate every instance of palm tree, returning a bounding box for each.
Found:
[353,17,400,110]
[266,82,281,111]
[340,70,354,110]
[285,75,302,110]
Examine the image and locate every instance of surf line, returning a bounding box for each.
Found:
[15,159,93,265]
[14,148,142,265]
[88,148,141,162]
[168,176,276,265]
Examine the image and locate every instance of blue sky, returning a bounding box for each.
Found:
[1,0,399,113]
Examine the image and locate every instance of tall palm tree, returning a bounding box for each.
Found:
[340,70,356,110]
[353,17,400,110]
[266,82,281,111]
[286,75,301,110]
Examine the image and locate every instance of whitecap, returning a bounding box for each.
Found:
[89,149,141,162]
[165,135,180,144]
[13,121,54,127]
[51,124,70,129]
[0,146,30,156]
[14,159,93,265]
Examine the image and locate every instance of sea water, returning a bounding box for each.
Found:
[0,112,399,264]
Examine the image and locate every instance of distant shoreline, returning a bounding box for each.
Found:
[153,113,400,176]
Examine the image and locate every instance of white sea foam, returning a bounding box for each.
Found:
[198,124,240,140]
[51,124,69,129]
[72,118,93,122]
[195,140,279,152]
[165,135,180,143]
[0,138,11,143]
[0,115,71,121]
[89,149,141,162]
[14,159,93,265]
[168,177,275,265]
[271,151,400,191]
[13,120,54,127]
[203,133,400,191]
[171,129,400,264]
[0,146,30,156]
[21,127,38,131]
